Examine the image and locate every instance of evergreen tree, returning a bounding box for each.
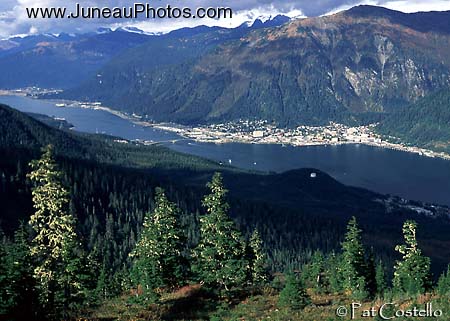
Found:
[375,261,387,298]
[0,230,10,315]
[27,145,85,318]
[193,173,247,292]
[3,224,36,319]
[94,260,110,302]
[248,229,268,286]
[437,265,450,296]
[393,220,432,295]
[326,252,343,293]
[365,250,377,297]
[304,250,326,293]
[0,225,35,318]
[278,274,310,310]
[130,187,186,302]
[341,217,369,299]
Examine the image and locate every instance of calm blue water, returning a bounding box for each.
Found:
[0,96,180,141]
[2,95,450,206]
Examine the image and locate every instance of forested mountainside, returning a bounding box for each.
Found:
[62,6,450,126]
[0,16,289,90]
[3,149,449,320]
[0,103,223,170]
[1,104,449,320]
[1,103,450,273]
[377,89,450,153]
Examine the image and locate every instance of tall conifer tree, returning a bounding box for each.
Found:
[341,217,369,298]
[248,229,268,285]
[28,145,84,318]
[393,220,432,295]
[193,173,247,292]
[130,187,186,301]
[375,261,387,297]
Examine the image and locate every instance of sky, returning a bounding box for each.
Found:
[1,0,450,38]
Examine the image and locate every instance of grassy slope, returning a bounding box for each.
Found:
[85,286,450,321]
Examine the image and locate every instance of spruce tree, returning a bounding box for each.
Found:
[393,220,432,295]
[3,224,35,319]
[248,229,268,285]
[130,187,186,302]
[341,217,369,298]
[437,265,450,296]
[278,274,310,310]
[326,252,343,293]
[0,231,10,315]
[193,173,247,292]
[94,260,110,302]
[305,251,326,293]
[375,261,387,297]
[365,250,377,298]
[27,145,84,318]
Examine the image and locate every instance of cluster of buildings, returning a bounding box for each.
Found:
[165,120,450,160]
[0,87,62,97]
[3,88,450,161]
[178,120,382,147]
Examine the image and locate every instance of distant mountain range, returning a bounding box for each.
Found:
[0,15,291,89]
[59,5,450,129]
[0,30,151,89]
[4,6,450,152]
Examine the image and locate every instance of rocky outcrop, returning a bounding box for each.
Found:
[63,6,450,125]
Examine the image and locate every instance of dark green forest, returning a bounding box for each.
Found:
[0,103,449,320]
[377,90,450,153]
[60,7,450,127]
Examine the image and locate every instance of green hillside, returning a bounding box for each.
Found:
[62,6,450,126]
[377,90,450,153]
[0,103,449,320]
[0,103,223,171]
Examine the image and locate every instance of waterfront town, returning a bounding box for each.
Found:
[2,87,450,161]
[154,120,450,160]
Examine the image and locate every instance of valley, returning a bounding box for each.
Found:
[0,100,449,321]
[2,93,450,207]
[5,87,450,160]
[0,4,450,320]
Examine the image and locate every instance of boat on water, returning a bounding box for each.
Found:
[55,103,66,107]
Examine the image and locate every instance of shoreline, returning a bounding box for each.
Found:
[3,91,450,161]
[67,102,450,161]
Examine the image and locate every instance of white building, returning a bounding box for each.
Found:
[252,130,265,138]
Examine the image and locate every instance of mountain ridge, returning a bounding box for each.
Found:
[60,5,450,126]
[0,15,291,89]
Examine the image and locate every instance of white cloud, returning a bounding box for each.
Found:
[28,25,38,34]
[322,0,378,16]
[0,0,449,37]
[380,0,450,13]
[323,0,450,16]
[124,5,305,34]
